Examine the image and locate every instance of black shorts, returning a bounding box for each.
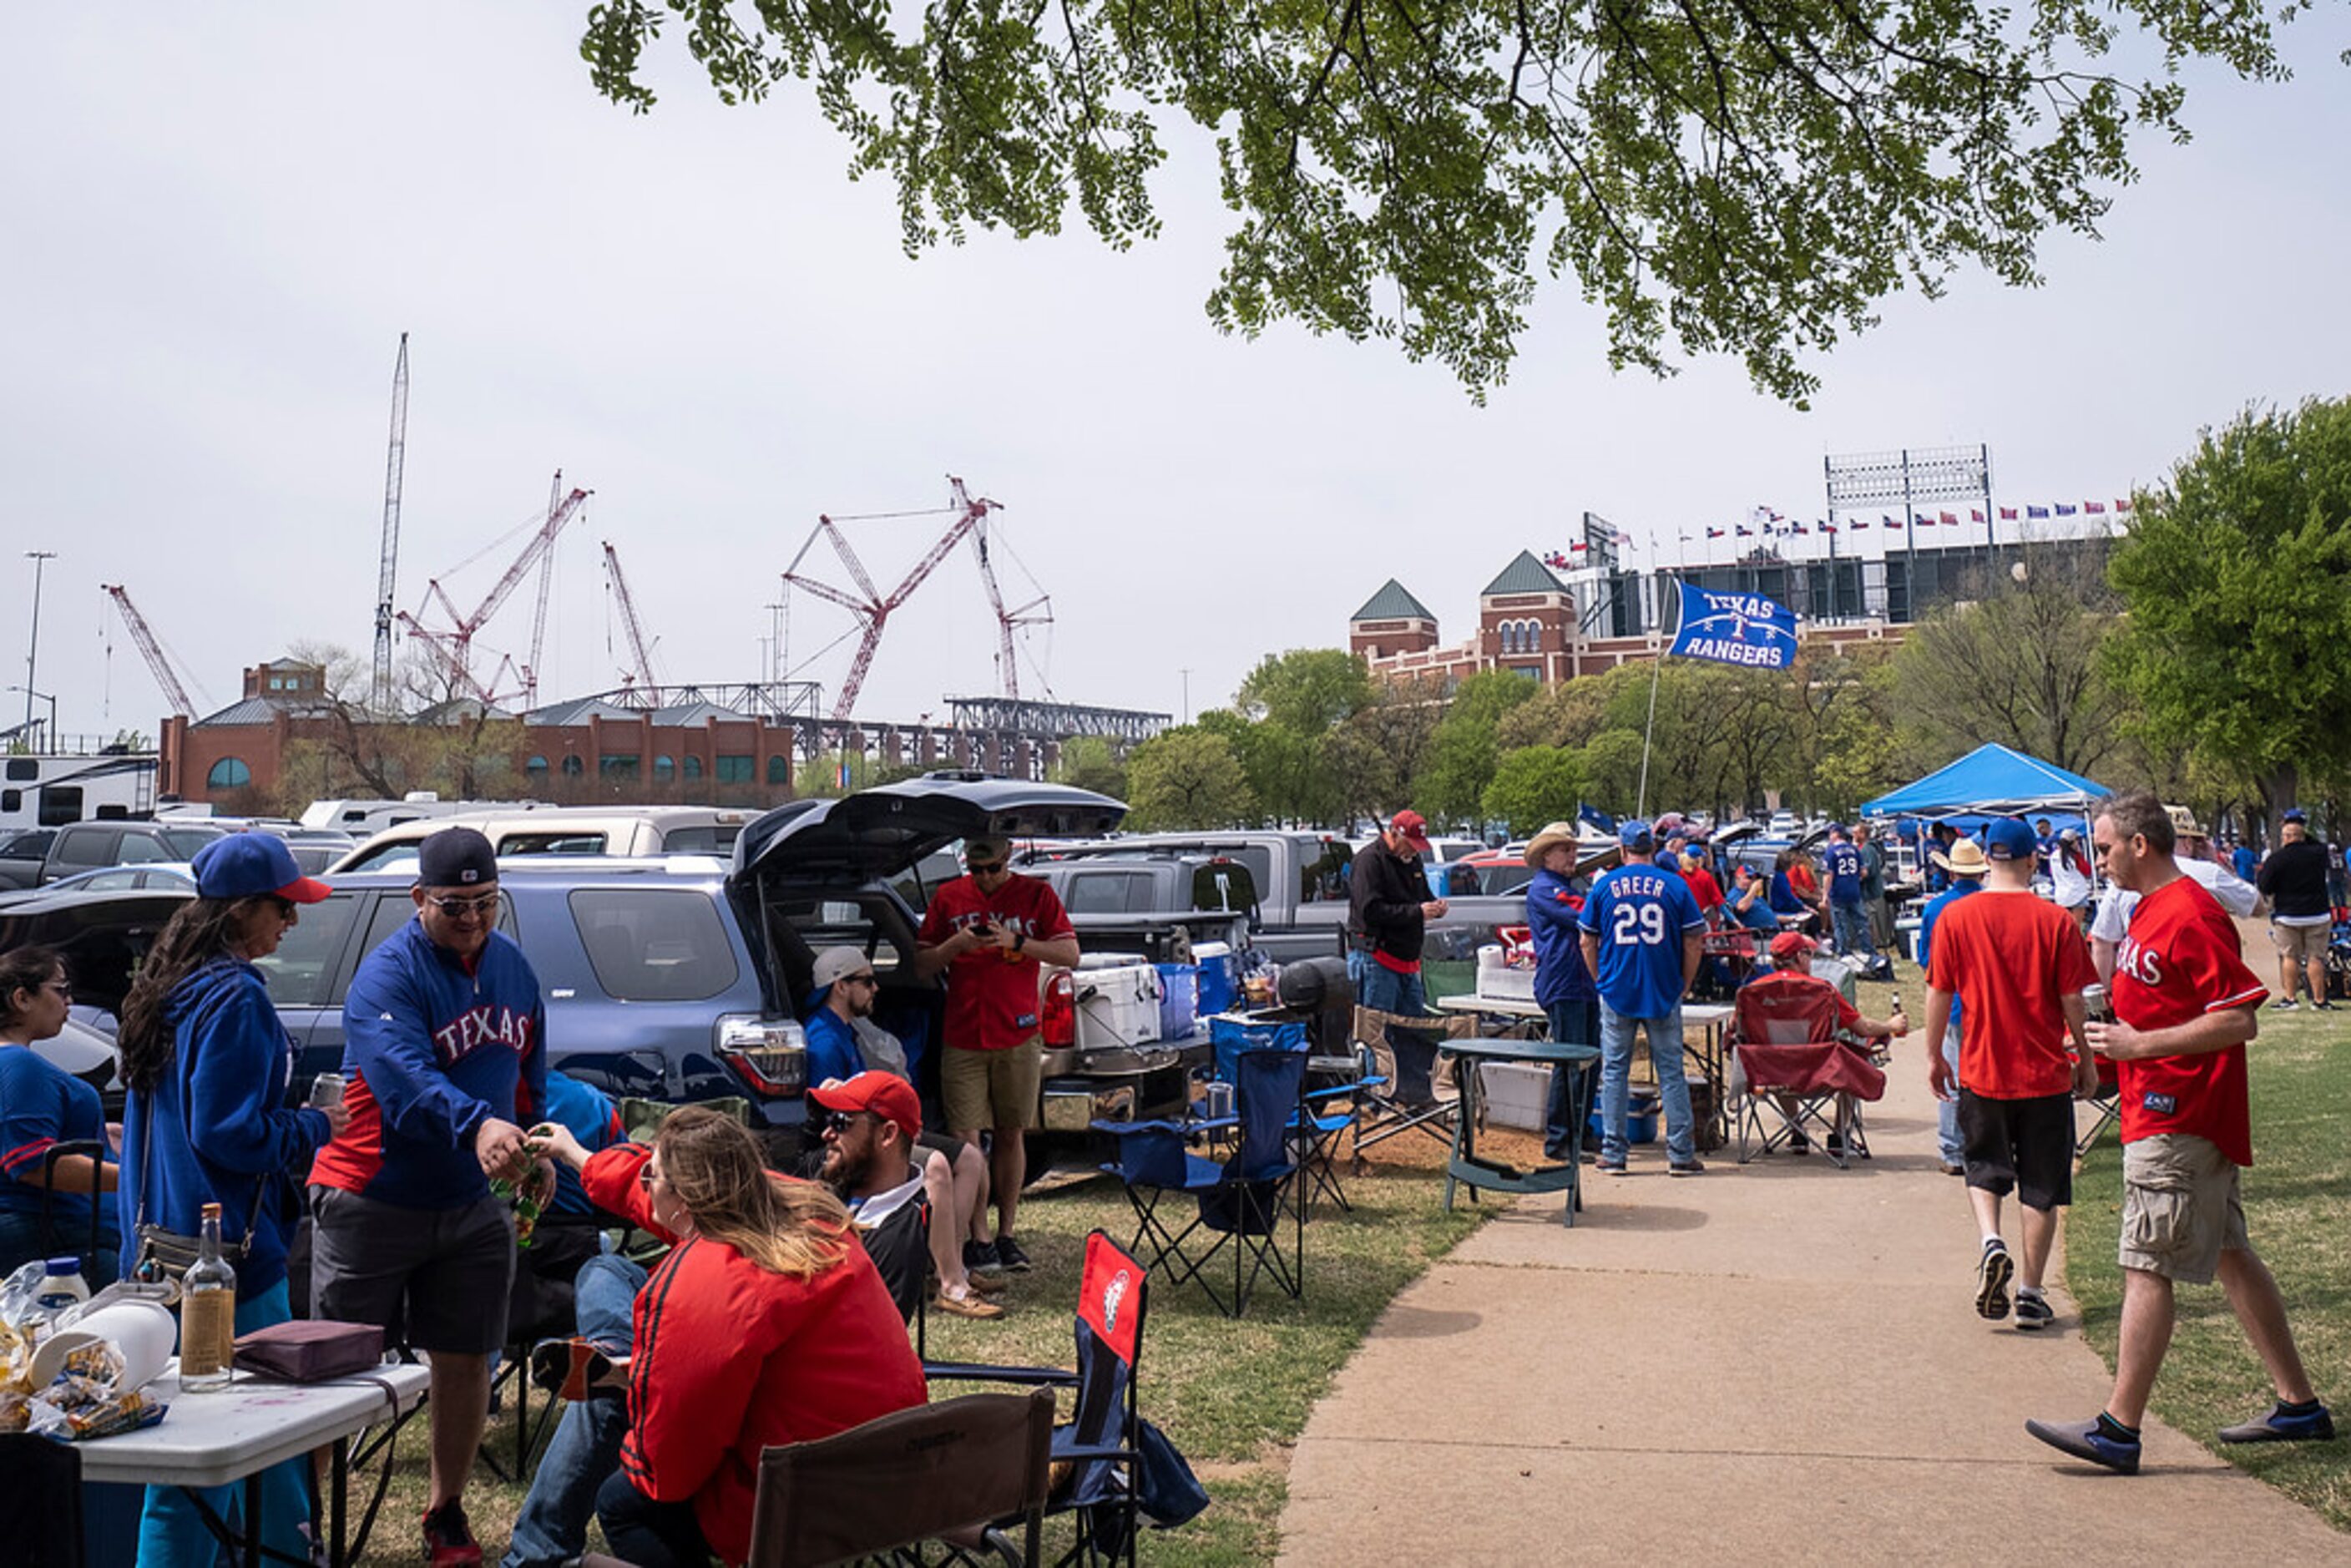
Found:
[309,1186,516,1354]
[1957,1090,2075,1211]
[916,1130,970,1166]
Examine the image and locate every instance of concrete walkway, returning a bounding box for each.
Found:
[1278,1059,2344,1562]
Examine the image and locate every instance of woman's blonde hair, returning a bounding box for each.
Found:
[655,1105,852,1278]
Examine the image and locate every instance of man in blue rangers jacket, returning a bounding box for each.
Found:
[1522,822,1600,1162]
[1579,821,1709,1176]
[310,827,547,1568]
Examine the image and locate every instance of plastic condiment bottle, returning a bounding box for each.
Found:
[34,1256,90,1330]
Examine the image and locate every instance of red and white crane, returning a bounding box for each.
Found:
[397,476,590,706]
[602,541,660,690]
[103,584,203,720]
[780,476,1052,721]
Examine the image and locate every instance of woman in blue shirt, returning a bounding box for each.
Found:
[0,946,119,1282]
[1523,824,1600,1161]
[1768,847,1822,934]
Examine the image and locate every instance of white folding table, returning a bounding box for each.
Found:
[74,1360,430,1568]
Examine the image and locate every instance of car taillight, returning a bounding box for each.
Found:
[715,1015,806,1096]
[1041,970,1075,1048]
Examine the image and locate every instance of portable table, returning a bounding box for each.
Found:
[1438,995,1734,1147]
[1437,1036,1604,1227]
[74,1360,429,1568]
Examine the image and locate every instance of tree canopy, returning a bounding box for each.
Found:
[579,0,2318,400]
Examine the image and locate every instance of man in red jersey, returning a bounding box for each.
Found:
[913,836,1079,1277]
[1924,817,2097,1332]
[2026,791,2333,1474]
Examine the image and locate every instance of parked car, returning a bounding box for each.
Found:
[329,806,755,873]
[38,819,230,885]
[0,829,57,891]
[36,862,196,896]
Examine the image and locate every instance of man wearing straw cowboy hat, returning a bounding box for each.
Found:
[1523,822,1601,1161]
[1916,834,1990,1177]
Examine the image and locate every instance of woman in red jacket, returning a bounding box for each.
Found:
[544,1106,926,1567]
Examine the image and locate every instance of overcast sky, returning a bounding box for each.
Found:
[8,6,2348,747]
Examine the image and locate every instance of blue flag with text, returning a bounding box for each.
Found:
[1667,582,1797,669]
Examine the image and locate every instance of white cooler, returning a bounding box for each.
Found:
[1073,963,1165,1050]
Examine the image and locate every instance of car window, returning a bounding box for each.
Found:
[0,831,53,857]
[771,893,905,975]
[52,827,114,870]
[503,832,609,857]
[359,894,421,963]
[84,869,143,891]
[659,824,741,854]
[116,833,171,864]
[568,889,739,1002]
[254,893,363,1009]
[163,828,225,858]
[1063,871,1152,915]
[343,842,423,874]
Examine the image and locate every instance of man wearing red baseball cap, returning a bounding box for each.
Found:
[1348,809,1449,1105]
[810,1074,997,1318]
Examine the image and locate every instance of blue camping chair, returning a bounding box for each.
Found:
[925,1230,1205,1566]
[1097,1049,1308,1318]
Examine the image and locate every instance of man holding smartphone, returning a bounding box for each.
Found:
[913,836,1079,1276]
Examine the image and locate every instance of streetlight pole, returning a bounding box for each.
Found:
[7,686,55,751]
[23,550,56,736]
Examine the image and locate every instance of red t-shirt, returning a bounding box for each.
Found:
[1925,889,2096,1099]
[1681,866,1724,915]
[2110,874,2267,1166]
[916,872,1075,1052]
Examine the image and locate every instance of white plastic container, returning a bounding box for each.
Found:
[1478,1061,1551,1132]
[1074,964,1165,1050]
[1475,946,1537,1003]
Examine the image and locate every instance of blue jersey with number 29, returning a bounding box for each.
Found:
[1578,864,1706,1019]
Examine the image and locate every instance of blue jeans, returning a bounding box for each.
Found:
[0,1209,121,1286]
[1597,1003,1696,1166]
[1936,1024,1963,1167]
[137,1282,311,1567]
[1357,963,1435,1102]
[1543,997,1600,1156]
[501,1252,647,1568]
[1831,900,1876,959]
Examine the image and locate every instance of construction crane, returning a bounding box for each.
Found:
[397,479,590,706]
[780,475,1053,721]
[602,542,660,690]
[103,584,199,720]
[518,470,569,708]
[372,333,409,716]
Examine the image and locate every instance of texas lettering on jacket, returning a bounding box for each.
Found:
[432,1004,535,1064]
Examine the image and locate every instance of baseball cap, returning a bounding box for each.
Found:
[1828,822,1848,837]
[962,836,1011,864]
[807,1071,922,1143]
[1981,818,2038,861]
[1769,930,1818,964]
[1617,821,1655,852]
[2283,807,2307,824]
[418,827,498,888]
[1388,810,1433,853]
[811,945,875,991]
[193,833,330,903]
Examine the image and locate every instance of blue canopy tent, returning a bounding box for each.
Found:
[1863,744,2109,820]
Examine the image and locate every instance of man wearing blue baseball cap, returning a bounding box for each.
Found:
[1924,817,2099,1332]
[1579,820,1709,1176]
[1822,823,1878,966]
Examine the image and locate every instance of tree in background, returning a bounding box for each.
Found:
[1889,541,2127,778]
[1049,735,1129,802]
[1321,674,1446,827]
[796,750,922,797]
[1125,727,1257,830]
[1226,649,1374,824]
[1412,670,1540,829]
[1483,746,1586,837]
[579,2,2320,402]
[2108,397,2351,823]
[276,641,527,811]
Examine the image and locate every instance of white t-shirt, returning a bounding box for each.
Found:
[2091,854,2259,942]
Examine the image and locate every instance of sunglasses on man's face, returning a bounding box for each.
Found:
[426,893,500,918]
[818,1109,876,1138]
[966,860,1008,876]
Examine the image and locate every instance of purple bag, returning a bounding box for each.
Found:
[233,1319,383,1383]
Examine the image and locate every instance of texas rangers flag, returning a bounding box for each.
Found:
[1668,583,1798,670]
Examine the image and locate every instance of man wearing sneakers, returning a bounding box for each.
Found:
[1579,821,1708,1177]
[1916,835,1990,1176]
[2254,808,2333,1010]
[2028,791,2333,1473]
[1924,817,2097,1332]
[913,836,1079,1277]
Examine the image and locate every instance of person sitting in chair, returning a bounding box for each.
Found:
[807,1072,942,1323]
[1748,933,1909,1156]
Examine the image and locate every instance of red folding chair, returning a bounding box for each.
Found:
[1727,976,1887,1170]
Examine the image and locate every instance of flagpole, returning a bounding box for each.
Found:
[1637,577,1674,820]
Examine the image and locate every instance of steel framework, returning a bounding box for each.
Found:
[103,584,198,720]
[397,480,590,706]
[602,541,659,691]
[943,695,1168,742]
[371,334,410,716]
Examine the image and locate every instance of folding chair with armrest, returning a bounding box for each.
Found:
[1345,1007,1464,1156]
[1728,981,1886,1170]
[926,1230,1173,1568]
[1096,1049,1307,1318]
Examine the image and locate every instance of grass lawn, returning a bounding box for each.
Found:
[2065,1004,2351,1531]
[359,1151,1492,1563]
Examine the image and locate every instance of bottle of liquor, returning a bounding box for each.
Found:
[179,1201,238,1392]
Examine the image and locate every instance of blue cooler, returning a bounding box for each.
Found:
[1155,963,1199,1039]
[1192,942,1237,1017]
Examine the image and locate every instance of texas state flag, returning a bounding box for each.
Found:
[1820,521,1838,534]
[1706,527,1727,539]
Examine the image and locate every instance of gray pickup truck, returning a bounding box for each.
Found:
[1018,831,1532,997]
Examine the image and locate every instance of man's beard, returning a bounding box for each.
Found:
[819,1143,860,1188]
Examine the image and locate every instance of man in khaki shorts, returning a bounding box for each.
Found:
[2027,790,2333,1474]
[2254,807,2335,1009]
[913,837,1078,1276]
